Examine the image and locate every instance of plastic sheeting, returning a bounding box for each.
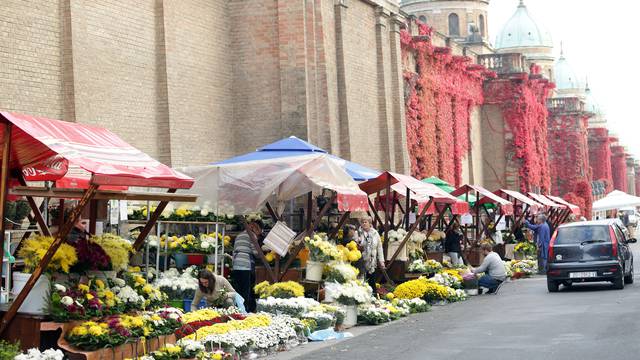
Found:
[546,195,581,215]
[0,111,193,189]
[177,154,370,215]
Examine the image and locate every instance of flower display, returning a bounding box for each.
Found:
[323,261,359,283]
[325,280,372,305]
[394,298,430,314]
[407,259,443,274]
[256,297,320,317]
[49,278,124,321]
[514,241,537,257]
[90,233,134,272]
[393,277,452,303]
[154,268,198,300]
[18,236,78,273]
[358,304,391,325]
[14,348,65,360]
[430,272,462,289]
[336,241,362,262]
[505,259,538,278]
[175,339,204,358]
[254,281,305,299]
[304,234,342,262]
[150,344,182,360]
[183,314,272,340]
[71,238,112,272]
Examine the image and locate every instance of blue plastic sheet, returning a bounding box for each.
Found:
[234,293,247,313]
[307,329,353,342]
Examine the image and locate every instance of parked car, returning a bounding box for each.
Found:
[546,219,636,292]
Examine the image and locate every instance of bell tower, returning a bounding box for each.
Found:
[400,0,490,42]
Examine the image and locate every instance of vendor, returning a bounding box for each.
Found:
[67,216,89,244]
[471,243,506,294]
[357,216,384,290]
[232,218,263,313]
[192,270,236,310]
[341,224,357,246]
[445,222,463,265]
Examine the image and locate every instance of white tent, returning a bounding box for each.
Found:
[592,190,640,212]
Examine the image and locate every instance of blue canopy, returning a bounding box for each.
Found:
[215,136,381,181]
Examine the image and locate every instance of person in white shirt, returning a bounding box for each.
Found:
[472,243,507,294]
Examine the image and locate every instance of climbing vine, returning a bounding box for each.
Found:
[401,24,488,186]
[611,145,627,192]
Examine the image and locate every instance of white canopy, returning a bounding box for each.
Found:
[176,154,370,215]
[592,190,640,212]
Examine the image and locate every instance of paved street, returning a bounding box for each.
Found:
[273,244,640,360]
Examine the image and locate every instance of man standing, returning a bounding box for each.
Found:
[232,219,262,312]
[524,214,551,274]
[472,243,507,293]
[357,216,384,290]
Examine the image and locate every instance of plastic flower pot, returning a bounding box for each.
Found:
[305,260,324,282]
[173,253,188,268]
[12,272,50,314]
[187,254,205,265]
[183,298,207,312]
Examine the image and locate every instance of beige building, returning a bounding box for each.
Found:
[0,0,409,173]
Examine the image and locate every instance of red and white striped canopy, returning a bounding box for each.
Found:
[0,111,193,189]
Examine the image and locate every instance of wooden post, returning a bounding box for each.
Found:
[404,188,411,231]
[0,184,98,335]
[265,202,282,222]
[328,211,350,240]
[0,123,12,283]
[383,175,391,260]
[132,189,176,251]
[367,198,384,227]
[17,173,51,237]
[89,199,98,234]
[278,193,336,281]
[387,199,431,264]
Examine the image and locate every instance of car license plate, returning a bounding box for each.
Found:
[570,272,597,278]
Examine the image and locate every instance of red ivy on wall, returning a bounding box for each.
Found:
[401,25,486,186]
[483,76,554,193]
[587,127,613,193]
[611,146,627,191]
[547,114,593,217]
[635,166,640,195]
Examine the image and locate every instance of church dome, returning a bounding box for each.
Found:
[554,53,582,91]
[585,86,603,116]
[495,0,553,50]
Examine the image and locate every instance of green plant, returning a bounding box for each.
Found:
[0,340,21,360]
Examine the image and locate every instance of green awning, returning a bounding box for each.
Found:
[422,176,477,204]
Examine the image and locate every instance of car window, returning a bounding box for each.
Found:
[613,226,625,243]
[555,225,610,244]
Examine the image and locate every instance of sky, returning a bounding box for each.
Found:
[488,0,640,158]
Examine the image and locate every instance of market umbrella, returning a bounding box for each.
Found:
[422,176,477,204]
[216,136,381,181]
[592,190,640,212]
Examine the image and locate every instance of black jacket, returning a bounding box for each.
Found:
[445,230,462,252]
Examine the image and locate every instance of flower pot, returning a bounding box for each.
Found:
[12,272,50,314]
[86,270,117,281]
[173,253,188,268]
[386,241,407,261]
[465,289,479,296]
[187,254,205,265]
[341,304,358,328]
[206,254,224,265]
[305,260,324,282]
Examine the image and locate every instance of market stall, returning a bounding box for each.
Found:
[177,147,370,283]
[493,189,542,233]
[450,185,514,263]
[0,111,196,348]
[527,192,565,228]
[358,172,469,279]
[545,195,581,223]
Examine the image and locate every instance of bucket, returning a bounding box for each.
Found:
[173,253,188,268]
[12,272,50,314]
[183,298,207,312]
[187,254,205,265]
[342,304,358,328]
[305,260,324,282]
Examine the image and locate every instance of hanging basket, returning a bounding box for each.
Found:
[305,260,324,282]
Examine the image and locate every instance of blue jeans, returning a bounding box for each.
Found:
[478,274,500,290]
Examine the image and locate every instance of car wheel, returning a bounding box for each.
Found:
[547,279,559,292]
[625,263,634,284]
[613,273,625,290]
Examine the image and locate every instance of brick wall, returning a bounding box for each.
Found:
[0,0,64,118]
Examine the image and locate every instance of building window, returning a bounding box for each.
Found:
[419,15,427,24]
[448,13,460,36]
[479,14,485,37]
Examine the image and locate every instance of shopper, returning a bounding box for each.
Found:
[472,243,507,294]
[445,222,463,265]
[67,216,89,244]
[357,216,384,290]
[232,218,262,312]
[524,214,551,274]
[192,269,237,310]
